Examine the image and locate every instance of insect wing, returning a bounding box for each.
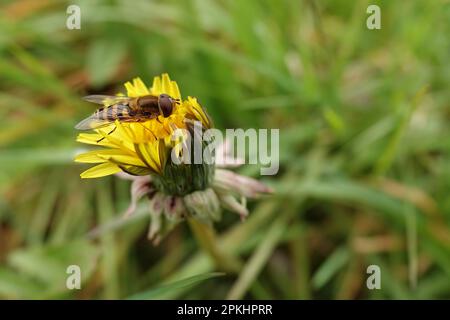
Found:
[74,114,114,130]
[75,104,135,130]
[83,95,131,106]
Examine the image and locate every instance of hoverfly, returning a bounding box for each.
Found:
[75,93,180,140]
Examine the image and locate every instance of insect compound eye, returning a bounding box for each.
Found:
[159,95,173,117]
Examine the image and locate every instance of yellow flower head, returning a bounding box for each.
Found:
[75,74,272,243]
[75,74,212,178]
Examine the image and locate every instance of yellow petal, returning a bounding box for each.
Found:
[117,164,154,176]
[74,150,108,163]
[80,163,122,179]
[134,142,163,174]
[133,77,149,96]
[161,73,171,94]
[170,81,181,100]
[124,81,137,97]
[76,133,117,148]
[75,148,144,166]
[151,76,162,95]
[95,128,135,152]
[97,153,146,167]
[115,120,136,143]
[127,122,147,142]
[187,97,211,128]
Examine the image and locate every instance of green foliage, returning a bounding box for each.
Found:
[0,0,449,299]
[0,240,97,299]
[127,272,225,300]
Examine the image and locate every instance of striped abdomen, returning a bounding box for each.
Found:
[96,104,133,120]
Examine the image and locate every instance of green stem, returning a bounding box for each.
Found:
[187,218,241,274]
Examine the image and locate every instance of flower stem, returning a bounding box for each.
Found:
[187,218,241,273]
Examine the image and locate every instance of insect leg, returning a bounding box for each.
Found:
[137,122,157,140]
[96,125,117,143]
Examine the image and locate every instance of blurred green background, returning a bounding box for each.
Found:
[0,0,449,299]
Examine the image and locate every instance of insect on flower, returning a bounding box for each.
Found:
[75,74,272,243]
[75,93,181,141]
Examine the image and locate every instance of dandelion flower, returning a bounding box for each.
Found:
[75,74,271,243]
